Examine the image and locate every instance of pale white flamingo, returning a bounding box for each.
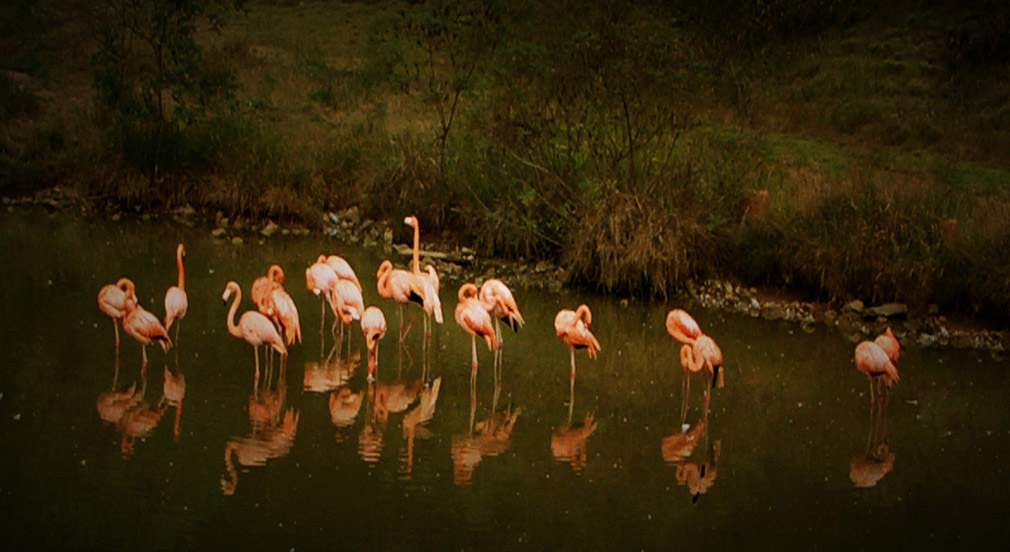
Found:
[329,279,364,340]
[455,282,499,390]
[163,243,188,341]
[554,304,601,393]
[479,278,523,380]
[321,254,362,291]
[306,258,340,331]
[222,281,287,386]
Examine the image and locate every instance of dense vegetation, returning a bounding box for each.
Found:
[2,0,1009,322]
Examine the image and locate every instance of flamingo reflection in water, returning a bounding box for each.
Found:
[162,366,186,442]
[304,345,359,393]
[96,356,142,426]
[400,377,442,479]
[666,309,724,421]
[451,380,521,487]
[117,366,167,457]
[850,375,896,488]
[550,366,597,474]
[358,377,424,465]
[662,408,721,502]
[221,362,298,496]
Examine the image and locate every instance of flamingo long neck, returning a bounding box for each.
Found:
[377,264,391,296]
[576,305,592,326]
[459,283,478,302]
[227,286,243,339]
[412,222,420,274]
[176,247,185,290]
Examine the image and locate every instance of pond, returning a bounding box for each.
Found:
[0,208,1007,550]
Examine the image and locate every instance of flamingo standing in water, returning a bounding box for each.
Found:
[404,215,443,335]
[455,283,499,392]
[306,258,340,332]
[874,327,900,365]
[361,306,387,380]
[329,279,364,341]
[163,244,188,342]
[222,281,287,386]
[854,340,899,402]
[554,304,601,396]
[98,277,138,349]
[666,308,724,417]
[253,265,301,347]
[377,259,425,342]
[479,278,524,380]
[121,282,172,367]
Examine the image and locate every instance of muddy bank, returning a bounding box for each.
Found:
[4,188,1007,356]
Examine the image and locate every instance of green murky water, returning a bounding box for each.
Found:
[0,208,1008,550]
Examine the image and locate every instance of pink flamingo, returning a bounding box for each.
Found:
[455,283,499,389]
[98,277,138,349]
[306,258,340,331]
[163,243,188,341]
[667,308,723,416]
[222,281,287,386]
[252,264,284,310]
[404,216,443,334]
[554,304,602,392]
[122,283,172,367]
[361,306,387,380]
[329,279,364,340]
[376,259,425,342]
[854,340,899,402]
[321,255,362,291]
[874,327,900,365]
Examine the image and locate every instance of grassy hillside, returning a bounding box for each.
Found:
[2,0,1009,322]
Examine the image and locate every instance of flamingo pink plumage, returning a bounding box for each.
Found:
[554,304,602,386]
[404,216,443,332]
[98,277,138,348]
[377,259,426,340]
[666,308,702,345]
[874,327,900,365]
[329,279,364,338]
[455,283,499,378]
[252,264,284,310]
[163,243,188,339]
[360,306,387,379]
[855,340,899,401]
[321,255,362,292]
[122,283,172,367]
[223,281,287,384]
[306,258,340,331]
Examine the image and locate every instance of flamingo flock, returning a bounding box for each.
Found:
[97,214,903,485]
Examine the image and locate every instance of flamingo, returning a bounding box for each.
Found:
[874,326,900,365]
[97,277,138,349]
[306,258,340,332]
[361,306,387,380]
[321,255,362,291]
[455,283,499,390]
[479,278,524,380]
[122,284,172,367]
[251,264,284,310]
[376,259,426,341]
[163,243,188,341]
[554,304,601,395]
[854,340,899,402]
[667,308,724,416]
[222,281,287,386]
[404,215,444,335]
[329,279,364,340]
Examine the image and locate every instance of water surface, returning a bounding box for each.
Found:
[0,209,1007,550]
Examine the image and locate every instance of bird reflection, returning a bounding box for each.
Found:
[96,356,142,425]
[304,344,359,393]
[849,394,895,488]
[662,401,721,502]
[162,366,186,442]
[551,373,596,473]
[400,377,442,479]
[221,363,299,496]
[451,382,521,487]
[117,366,166,457]
[357,376,424,465]
[329,386,363,437]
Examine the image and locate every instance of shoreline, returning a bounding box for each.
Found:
[4,187,1007,357]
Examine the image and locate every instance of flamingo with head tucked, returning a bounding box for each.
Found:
[377,259,426,341]
[554,304,601,391]
[329,279,364,340]
[667,308,723,416]
[874,327,900,365]
[306,258,340,331]
[252,264,284,310]
[163,244,188,342]
[361,306,387,380]
[855,340,899,402]
[455,283,499,390]
[222,281,287,386]
[98,277,138,349]
[122,282,172,367]
[322,254,362,292]
[253,265,301,347]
